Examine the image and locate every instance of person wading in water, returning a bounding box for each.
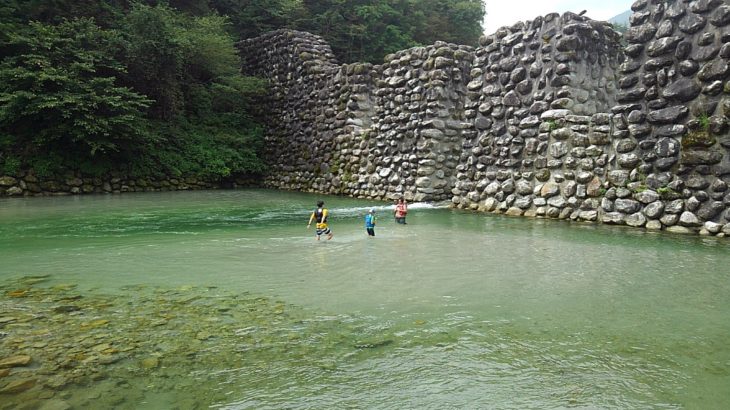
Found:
[394,197,408,224]
[365,209,376,237]
[307,200,333,241]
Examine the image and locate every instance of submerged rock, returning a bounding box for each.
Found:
[0,378,36,393]
[140,357,159,369]
[354,339,394,349]
[53,305,81,313]
[38,399,72,410]
[0,355,32,368]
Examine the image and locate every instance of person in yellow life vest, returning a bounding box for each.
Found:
[307,200,333,241]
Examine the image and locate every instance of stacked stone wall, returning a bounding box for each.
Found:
[0,172,257,196]
[453,12,623,222]
[601,0,730,234]
[234,1,730,236]
[239,30,474,201]
[453,1,730,236]
[5,2,730,236]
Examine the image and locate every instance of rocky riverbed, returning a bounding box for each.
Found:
[2,268,727,408]
[0,275,396,409]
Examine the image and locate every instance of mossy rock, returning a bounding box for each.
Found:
[433,47,455,58]
[352,64,367,74]
[681,130,716,149]
[657,187,681,200]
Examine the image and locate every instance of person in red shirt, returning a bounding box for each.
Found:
[394,197,407,224]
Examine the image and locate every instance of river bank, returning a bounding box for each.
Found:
[0,172,260,197]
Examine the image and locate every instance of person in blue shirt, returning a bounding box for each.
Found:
[364,209,376,237]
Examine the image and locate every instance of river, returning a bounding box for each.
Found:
[1,189,729,409]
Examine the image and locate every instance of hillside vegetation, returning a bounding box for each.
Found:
[0,0,484,181]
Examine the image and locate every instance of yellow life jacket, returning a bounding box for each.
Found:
[314,208,328,228]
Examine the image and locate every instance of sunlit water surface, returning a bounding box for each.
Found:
[1,189,729,409]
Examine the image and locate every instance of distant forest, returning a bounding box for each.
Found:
[0,0,485,180]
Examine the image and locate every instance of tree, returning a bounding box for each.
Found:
[0,1,270,179]
[12,0,127,27]
[211,0,304,38]
[169,0,212,16]
[295,0,485,63]
[0,18,151,173]
[119,4,268,178]
[122,4,184,121]
[410,0,484,46]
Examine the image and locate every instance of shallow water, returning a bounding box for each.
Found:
[1,189,729,409]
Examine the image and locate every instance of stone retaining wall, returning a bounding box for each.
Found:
[453,12,623,221]
[237,1,730,236]
[0,172,257,196]
[240,30,475,201]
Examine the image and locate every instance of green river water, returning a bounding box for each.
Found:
[0,189,729,409]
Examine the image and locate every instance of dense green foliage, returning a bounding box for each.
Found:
[226,0,486,63]
[0,19,151,158]
[1,1,266,179]
[174,0,485,63]
[295,0,485,63]
[0,0,484,180]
